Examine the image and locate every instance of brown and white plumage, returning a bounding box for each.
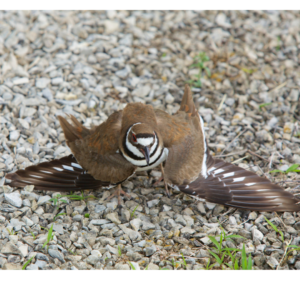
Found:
[5,85,300,212]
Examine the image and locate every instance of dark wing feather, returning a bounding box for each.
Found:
[5,155,110,192]
[177,156,300,212]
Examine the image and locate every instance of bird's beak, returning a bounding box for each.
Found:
[140,147,150,165]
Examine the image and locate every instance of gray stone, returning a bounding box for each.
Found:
[35,259,47,269]
[294,222,300,231]
[106,212,121,224]
[106,245,119,255]
[86,255,100,265]
[26,264,39,270]
[145,245,156,256]
[181,227,196,235]
[252,228,264,241]
[168,219,177,228]
[95,205,106,213]
[98,237,115,246]
[119,224,141,241]
[42,88,53,101]
[229,216,237,225]
[267,256,279,269]
[1,242,23,257]
[48,249,65,263]
[116,67,130,79]
[36,253,49,262]
[175,215,187,226]
[115,263,130,270]
[4,192,22,208]
[9,130,20,141]
[142,221,156,231]
[107,199,118,210]
[36,77,50,89]
[3,92,13,100]
[146,263,159,270]
[200,237,212,245]
[132,86,151,98]
[104,20,119,34]
[51,77,63,85]
[147,199,160,208]
[38,195,51,205]
[90,219,111,226]
[73,215,83,222]
[295,261,300,270]
[0,257,7,268]
[53,224,64,235]
[130,218,142,231]
[136,240,146,248]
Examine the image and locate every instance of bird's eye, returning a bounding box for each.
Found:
[132,133,137,143]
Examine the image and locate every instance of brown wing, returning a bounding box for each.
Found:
[6,155,108,192]
[155,85,205,185]
[58,112,136,184]
[177,154,300,212]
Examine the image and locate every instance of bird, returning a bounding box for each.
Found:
[5,85,300,212]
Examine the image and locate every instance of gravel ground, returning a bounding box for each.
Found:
[1,10,300,270]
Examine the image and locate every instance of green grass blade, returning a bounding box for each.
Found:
[208,236,221,252]
[130,205,139,219]
[42,224,54,248]
[181,253,187,267]
[234,259,239,270]
[279,230,284,242]
[225,263,233,270]
[226,234,245,240]
[264,217,278,232]
[247,254,252,270]
[286,245,300,249]
[208,250,222,265]
[241,244,247,270]
[22,255,36,270]
[128,262,136,270]
[222,248,240,252]
[269,170,283,173]
[286,164,300,173]
[221,252,226,264]
[205,259,210,270]
[259,102,272,109]
[53,213,66,221]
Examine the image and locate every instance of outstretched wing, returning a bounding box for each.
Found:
[5,155,109,192]
[176,154,300,212]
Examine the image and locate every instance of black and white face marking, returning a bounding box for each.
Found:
[122,123,165,168]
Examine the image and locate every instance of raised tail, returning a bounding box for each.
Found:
[176,158,300,212]
[5,155,109,192]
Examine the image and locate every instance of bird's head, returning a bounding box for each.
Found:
[124,123,161,166]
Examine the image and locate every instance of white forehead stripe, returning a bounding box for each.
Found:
[137,137,154,146]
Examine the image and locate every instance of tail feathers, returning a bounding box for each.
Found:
[58,115,90,143]
[5,155,108,192]
[178,159,300,212]
[179,84,197,116]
